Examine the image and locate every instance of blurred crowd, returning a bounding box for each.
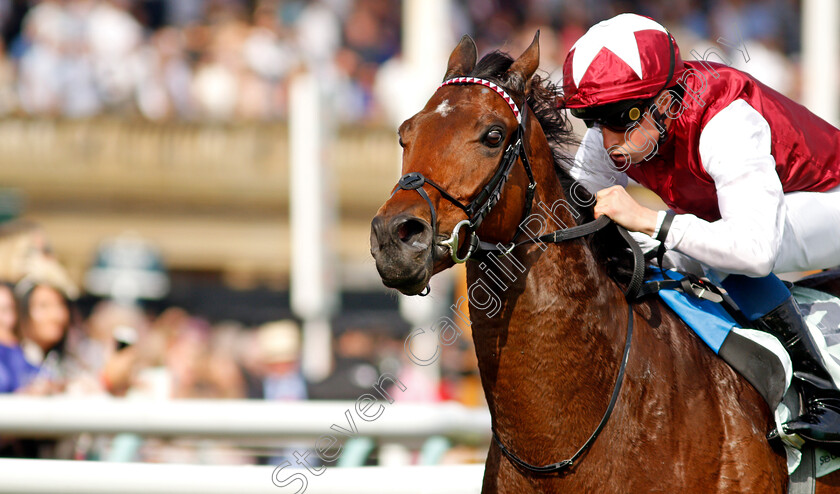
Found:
[0,0,804,124]
[0,221,483,462]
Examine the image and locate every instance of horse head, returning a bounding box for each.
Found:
[370,33,550,295]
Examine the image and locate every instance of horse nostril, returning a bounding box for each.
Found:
[396,218,428,247]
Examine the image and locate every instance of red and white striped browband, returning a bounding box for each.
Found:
[438,77,521,124]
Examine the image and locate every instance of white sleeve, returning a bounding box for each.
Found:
[571,128,656,250]
[662,99,785,277]
[569,127,628,194]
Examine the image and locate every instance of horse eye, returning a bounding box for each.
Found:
[485,129,503,146]
[398,134,405,148]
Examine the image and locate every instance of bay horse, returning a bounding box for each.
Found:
[370,33,840,492]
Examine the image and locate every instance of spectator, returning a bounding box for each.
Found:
[0,281,36,393]
[191,51,238,121]
[14,278,77,396]
[197,321,247,399]
[86,0,142,109]
[78,300,149,396]
[252,320,306,401]
[308,327,379,400]
[0,278,83,458]
[0,39,17,115]
[0,281,15,345]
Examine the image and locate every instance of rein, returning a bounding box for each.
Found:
[491,222,643,475]
[392,76,646,474]
[493,302,635,474]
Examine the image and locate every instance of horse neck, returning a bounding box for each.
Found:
[466,121,630,462]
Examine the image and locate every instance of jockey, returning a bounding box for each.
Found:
[562,13,840,446]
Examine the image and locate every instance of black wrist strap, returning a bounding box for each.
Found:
[656,211,675,243]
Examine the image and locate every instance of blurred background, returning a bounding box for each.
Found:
[0,0,833,489]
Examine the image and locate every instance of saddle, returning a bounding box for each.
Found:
[642,267,840,486]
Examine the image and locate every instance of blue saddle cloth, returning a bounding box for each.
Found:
[649,269,736,354]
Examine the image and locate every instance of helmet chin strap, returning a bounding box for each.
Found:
[649,29,676,150]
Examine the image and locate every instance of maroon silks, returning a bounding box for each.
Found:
[625,61,840,222]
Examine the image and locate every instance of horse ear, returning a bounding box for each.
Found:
[443,35,477,81]
[505,31,540,93]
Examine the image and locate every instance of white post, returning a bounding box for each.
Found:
[398,0,455,396]
[403,0,454,112]
[802,0,840,126]
[289,71,338,382]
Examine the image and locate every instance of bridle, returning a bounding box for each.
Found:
[391,77,537,265]
[390,75,648,474]
[390,76,643,284]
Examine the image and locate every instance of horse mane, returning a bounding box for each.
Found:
[468,51,640,285]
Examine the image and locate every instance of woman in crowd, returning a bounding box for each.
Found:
[0,278,76,458]
[0,281,37,393]
[14,278,77,396]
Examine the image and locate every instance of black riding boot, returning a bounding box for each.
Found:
[753,296,840,444]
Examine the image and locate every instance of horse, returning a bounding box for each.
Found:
[370,32,840,493]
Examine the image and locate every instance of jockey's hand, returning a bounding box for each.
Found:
[593,185,659,237]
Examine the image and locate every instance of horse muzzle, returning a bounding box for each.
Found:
[370,213,435,295]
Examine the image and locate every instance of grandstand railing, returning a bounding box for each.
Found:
[0,459,484,493]
[0,397,490,442]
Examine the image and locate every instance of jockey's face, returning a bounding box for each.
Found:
[599,92,675,168]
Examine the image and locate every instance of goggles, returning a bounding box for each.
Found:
[571,97,655,131]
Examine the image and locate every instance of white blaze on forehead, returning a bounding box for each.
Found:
[435,99,453,117]
[570,13,667,86]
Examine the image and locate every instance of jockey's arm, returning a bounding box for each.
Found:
[579,100,786,277]
[657,100,784,276]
